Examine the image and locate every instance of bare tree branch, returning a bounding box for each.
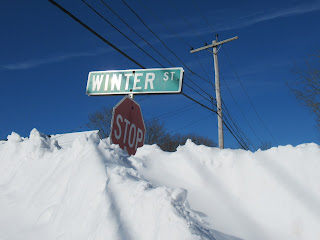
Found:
[289,55,320,130]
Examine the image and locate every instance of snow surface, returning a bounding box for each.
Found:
[0,129,240,240]
[49,130,100,148]
[1,129,320,240]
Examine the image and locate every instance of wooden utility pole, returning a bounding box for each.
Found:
[190,35,238,149]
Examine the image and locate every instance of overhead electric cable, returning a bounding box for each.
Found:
[209,98,248,150]
[49,0,211,107]
[184,82,213,103]
[120,0,211,85]
[222,115,249,149]
[98,0,176,68]
[51,0,211,104]
[127,1,250,148]
[93,0,213,100]
[219,71,264,146]
[131,0,215,92]
[170,113,213,134]
[81,0,164,68]
[48,0,144,69]
[191,0,217,34]
[182,93,216,113]
[194,52,215,87]
[222,102,256,150]
[145,100,202,124]
[133,0,193,48]
[184,76,213,99]
[49,0,247,149]
[222,47,279,145]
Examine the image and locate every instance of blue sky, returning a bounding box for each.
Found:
[1,0,320,149]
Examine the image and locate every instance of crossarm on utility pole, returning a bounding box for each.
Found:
[190,36,238,53]
[189,35,238,149]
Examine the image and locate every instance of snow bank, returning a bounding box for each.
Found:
[0,129,239,240]
[49,130,100,148]
[133,140,320,240]
[1,129,319,240]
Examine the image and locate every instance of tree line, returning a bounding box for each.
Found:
[88,107,216,151]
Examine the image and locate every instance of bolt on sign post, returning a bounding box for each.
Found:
[110,96,145,155]
[86,67,184,96]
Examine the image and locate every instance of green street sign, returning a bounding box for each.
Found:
[86,67,184,96]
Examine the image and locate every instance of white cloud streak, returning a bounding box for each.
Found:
[164,1,320,37]
[217,1,320,32]
[1,48,111,70]
[2,2,319,71]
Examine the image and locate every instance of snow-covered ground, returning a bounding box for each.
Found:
[49,130,100,148]
[0,129,320,240]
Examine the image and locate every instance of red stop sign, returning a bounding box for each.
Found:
[110,96,146,155]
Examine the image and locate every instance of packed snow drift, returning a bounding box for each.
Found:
[0,129,320,240]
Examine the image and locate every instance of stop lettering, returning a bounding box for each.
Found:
[110,96,145,155]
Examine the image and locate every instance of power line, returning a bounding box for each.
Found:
[98,0,176,68]
[184,82,213,104]
[223,103,254,150]
[190,0,217,34]
[190,43,251,149]
[129,0,216,100]
[120,0,211,86]
[133,0,193,49]
[224,107,256,150]
[93,0,213,102]
[48,0,144,69]
[182,93,216,113]
[193,52,215,87]
[219,70,264,146]
[222,46,279,145]
[145,100,201,124]
[222,102,257,150]
[184,28,253,149]
[170,113,213,134]
[184,94,248,150]
[51,0,211,106]
[48,0,209,112]
[81,0,164,68]
[160,0,258,149]
[117,0,213,100]
[49,0,248,149]
[190,35,268,149]
[209,98,248,150]
[184,75,213,99]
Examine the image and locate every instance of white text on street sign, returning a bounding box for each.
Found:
[86,67,184,95]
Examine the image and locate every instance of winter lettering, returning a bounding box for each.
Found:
[87,68,183,95]
[91,72,158,92]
